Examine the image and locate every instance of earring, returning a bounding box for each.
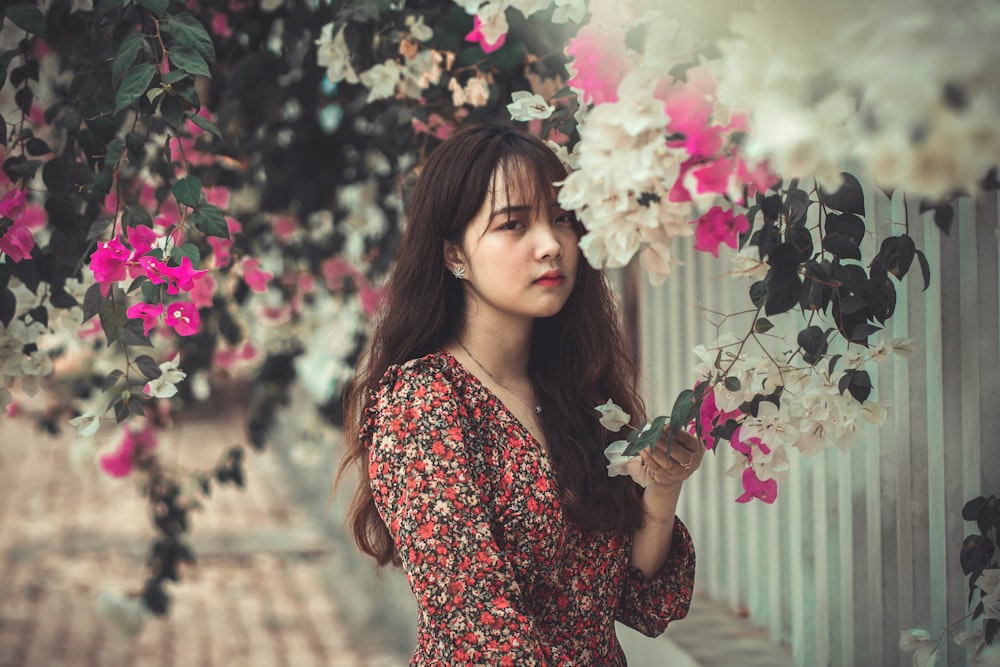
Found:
[452,266,466,279]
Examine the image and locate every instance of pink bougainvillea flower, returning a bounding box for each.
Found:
[695,388,741,450]
[126,224,158,256]
[204,185,231,210]
[359,284,381,318]
[465,14,506,54]
[564,22,631,105]
[736,466,778,503]
[190,272,216,309]
[90,238,132,295]
[165,256,207,295]
[210,11,232,38]
[0,188,27,218]
[668,157,699,203]
[138,255,171,285]
[657,66,717,136]
[737,156,780,201]
[99,422,158,478]
[320,257,358,291]
[0,225,35,262]
[692,206,750,258]
[272,215,299,243]
[690,156,736,196]
[164,301,200,336]
[126,302,165,336]
[207,236,232,268]
[241,257,272,293]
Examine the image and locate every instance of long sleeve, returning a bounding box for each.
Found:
[367,366,554,665]
[616,517,696,637]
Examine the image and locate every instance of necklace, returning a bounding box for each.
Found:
[456,340,542,414]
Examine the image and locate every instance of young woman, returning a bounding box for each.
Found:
[341,122,703,665]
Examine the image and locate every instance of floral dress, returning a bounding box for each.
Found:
[363,350,695,666]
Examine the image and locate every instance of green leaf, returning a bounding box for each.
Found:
[172,242,201,267]
[6,4,47,38]
[134,354,162,379]
[112,32,145,86]
[172,175,203,207]
[724,376,741,392]
[190,113,221,139]
[122,205,153,229]
[97,0,122,15]
[753,317,774,334]
[120,319,154,347]
[818,172,865,216]
[161,13,216,65]
[127,275,149,294]
[914,249,931,291]
[162,70,189,85]
[102,369,125,391]
[168,45,211,78]
[146,87,164,104]
[136,0,169,18]
[160,94,184,129]
[82,283,105,323]
[749,281,767,309]
[665,389,696,452]
[191,203,228,238]
[115,63,157,113]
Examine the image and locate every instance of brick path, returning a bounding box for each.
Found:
[0,407,387,667]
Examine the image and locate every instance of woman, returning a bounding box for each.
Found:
[341,122,703,665]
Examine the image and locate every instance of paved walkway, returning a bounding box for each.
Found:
[0,402,793,667]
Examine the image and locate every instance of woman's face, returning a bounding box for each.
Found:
[448,165,580,328]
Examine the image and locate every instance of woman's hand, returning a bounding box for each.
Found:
[638,425,704,492]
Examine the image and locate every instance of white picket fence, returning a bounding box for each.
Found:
[634,181,1000,667]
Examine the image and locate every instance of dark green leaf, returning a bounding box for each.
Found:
[0,113,6,147]
[914,249,931,291]
[161,13,216,64]
[962,496,988,522]
[15,87,33,116]
[838,368,872,403]
[664,389,697,453]
[50,288,77,309]
[850,322,881,341]
[162,70,189,85]
[10,60,39,87]
[123,205,153,229]
[190,113,221,139]
[135,354,162,379]
[823,213,865,261]
[120,318,154,347]
[125,131,146,162]
[818,172,865,216]
[112,32,145,87]
[797,325,829,365]
[753,317,774,334]
[750,281,767,309]
[137,0,169,18]
[127,275,149,294]
[934,205,954,235]
[876,234,916,279]
[105,138,125,169]
[25,137,49,155]
[172,175,202,207]
[7,4,47,38]
[97,0,122,15]
[0,288,14,327]
[114,396,130,423]
[724,376,741,391]
[172,242,201,267]
[961,534,995,575]
[160,94,184,129]
[115,63,157,113]
[102,369,125,391]
[82,282,105,323]
[827,354,842,376]
[168,45,211,78]
[838,294,868,315]
[191,203,228,238]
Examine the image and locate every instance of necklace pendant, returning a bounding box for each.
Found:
[535,405,542,414]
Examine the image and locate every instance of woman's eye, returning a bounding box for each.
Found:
[554,213,575,225]
[499,220,524,230]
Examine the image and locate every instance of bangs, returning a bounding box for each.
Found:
[486,149,572,222]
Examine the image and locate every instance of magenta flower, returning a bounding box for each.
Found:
[126,302,164,336]
[692,206,750,258]
[564,22,631,105]
[126,224,157,256]
[359,284,381,318]
[190,272,216,309]
[139,255,171,285]
[90,238,132,295]
[99,423,158,478]
[464,15,506,54]
[736,466,778,503]
[695,388,741,450]
[659,66,717,136]
[207,236,232,267]
[164,301,200,336]
[0,225,35,262]
[241,257,272,293]
[0,188,27,218]
[690,156,736,196]
[165,256,207,295]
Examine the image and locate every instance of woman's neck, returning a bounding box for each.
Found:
[453,319,531,383]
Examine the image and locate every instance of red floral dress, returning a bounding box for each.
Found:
[363,350,695,666]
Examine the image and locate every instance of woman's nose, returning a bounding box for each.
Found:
[536,222,564,260]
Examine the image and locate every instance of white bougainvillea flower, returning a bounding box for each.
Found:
[860,400,889,426]
[506,91,555,121]
[603,439,649,487]
[69,410,101,437]
[890,337,917,358]
[359,60,402,103]
[730,244,769,280]
[900,629,932,652]
[954,628,984,650]
[741,401,800,450]
[984,582,1000,621]
[595,398,630,432]
[406,15,434,42]
[315,23,359,85]
[749,442,790,483]
[978,569,1000,594]
[552,0,585,23]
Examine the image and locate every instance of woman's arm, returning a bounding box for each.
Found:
[630,427,703,578]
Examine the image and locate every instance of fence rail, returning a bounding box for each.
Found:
[635,181,999,667]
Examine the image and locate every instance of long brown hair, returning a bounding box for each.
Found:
[340,122,646,567]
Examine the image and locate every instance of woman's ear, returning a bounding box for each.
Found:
[443,240,466,276]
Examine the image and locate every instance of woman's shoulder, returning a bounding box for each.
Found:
[373,349,464,401]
